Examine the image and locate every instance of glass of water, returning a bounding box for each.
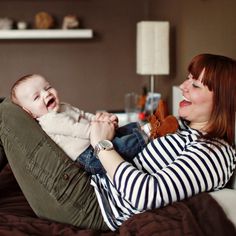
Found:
[124,92,139,123]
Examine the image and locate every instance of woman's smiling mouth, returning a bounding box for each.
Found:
[179,96,192,107]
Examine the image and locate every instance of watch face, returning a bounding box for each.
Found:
[100,140,113,149]
[94,140,113,158]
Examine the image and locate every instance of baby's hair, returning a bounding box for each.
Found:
[11,74,37,104]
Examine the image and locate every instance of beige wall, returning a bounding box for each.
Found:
[0,0,235,113]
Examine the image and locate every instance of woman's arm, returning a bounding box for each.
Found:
[90,121,123,178]
[111,140,233,211]
[91,122,235,211]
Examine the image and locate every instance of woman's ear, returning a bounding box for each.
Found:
[22,107,37,118]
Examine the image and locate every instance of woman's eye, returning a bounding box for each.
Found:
[34,96,39,101]
[192,83,199,88]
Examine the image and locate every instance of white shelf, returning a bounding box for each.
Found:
[0,29,93,39]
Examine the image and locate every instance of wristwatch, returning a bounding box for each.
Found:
[94,140,114,158]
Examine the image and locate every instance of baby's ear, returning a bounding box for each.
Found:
[22,107,37,118]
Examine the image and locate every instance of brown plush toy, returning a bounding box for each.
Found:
[148,99,179,139]
[35,11,55,29]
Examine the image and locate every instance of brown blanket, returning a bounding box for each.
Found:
[0,164,235,236]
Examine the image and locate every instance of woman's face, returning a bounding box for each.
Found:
[178,69,213,130]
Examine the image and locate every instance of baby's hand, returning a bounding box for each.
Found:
[109,114,119,129]
[95,112,119,128]
[90,121,115,148]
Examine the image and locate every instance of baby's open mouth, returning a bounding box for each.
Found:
[46,97,55,108]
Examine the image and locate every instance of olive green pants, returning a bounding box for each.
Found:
[0,98,108,231]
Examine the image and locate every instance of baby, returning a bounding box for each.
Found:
[11,74,152,175]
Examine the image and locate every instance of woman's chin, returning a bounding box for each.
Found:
[178,109,185,118]
[178,111,188,120]
[178,106,190,118]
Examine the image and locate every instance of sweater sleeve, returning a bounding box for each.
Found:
[112,138,235,211]
[38,111,91,139]
[69,105,95,122]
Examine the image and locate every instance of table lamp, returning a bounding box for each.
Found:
[136,21,170,94]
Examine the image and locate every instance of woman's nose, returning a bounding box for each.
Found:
[179,79,190,92]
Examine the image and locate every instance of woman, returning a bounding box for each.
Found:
[0,53,235,231]
[89,53,236,229]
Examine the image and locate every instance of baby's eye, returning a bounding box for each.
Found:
[34,95,39,101]
[45,86,52,90]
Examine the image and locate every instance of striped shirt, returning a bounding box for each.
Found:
[91,120,236,231]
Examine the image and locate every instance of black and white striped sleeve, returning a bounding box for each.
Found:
[113,139,235,212]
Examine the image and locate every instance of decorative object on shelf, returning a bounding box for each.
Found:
[62,14,79,29]
[0,18,13,30]
[34,11,55,29]
[136,21,170,113]
[17,21,28,30]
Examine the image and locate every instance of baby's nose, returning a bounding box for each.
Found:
[41,89,49,98]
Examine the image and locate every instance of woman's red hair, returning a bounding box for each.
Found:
[188,54,235,146]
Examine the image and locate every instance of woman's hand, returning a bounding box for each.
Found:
[90,120,125,180]
[90,121,115,148]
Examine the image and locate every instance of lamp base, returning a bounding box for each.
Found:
[149,74,156,114]
[150,74,155,94]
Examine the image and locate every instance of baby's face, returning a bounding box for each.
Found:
[15,75,60,118]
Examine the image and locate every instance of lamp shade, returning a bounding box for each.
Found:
[137,21,170,75]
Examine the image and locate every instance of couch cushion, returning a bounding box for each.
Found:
[210,188,236,228]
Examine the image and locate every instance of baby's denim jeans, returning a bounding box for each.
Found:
[78,122,147,175]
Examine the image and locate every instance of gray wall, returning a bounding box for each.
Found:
[0,0,235,113]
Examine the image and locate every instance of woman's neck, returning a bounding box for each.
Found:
[189,121,208,132]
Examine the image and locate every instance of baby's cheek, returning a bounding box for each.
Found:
[38,105,49,116]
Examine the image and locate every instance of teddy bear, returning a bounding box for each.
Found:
[148,99,179,139]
